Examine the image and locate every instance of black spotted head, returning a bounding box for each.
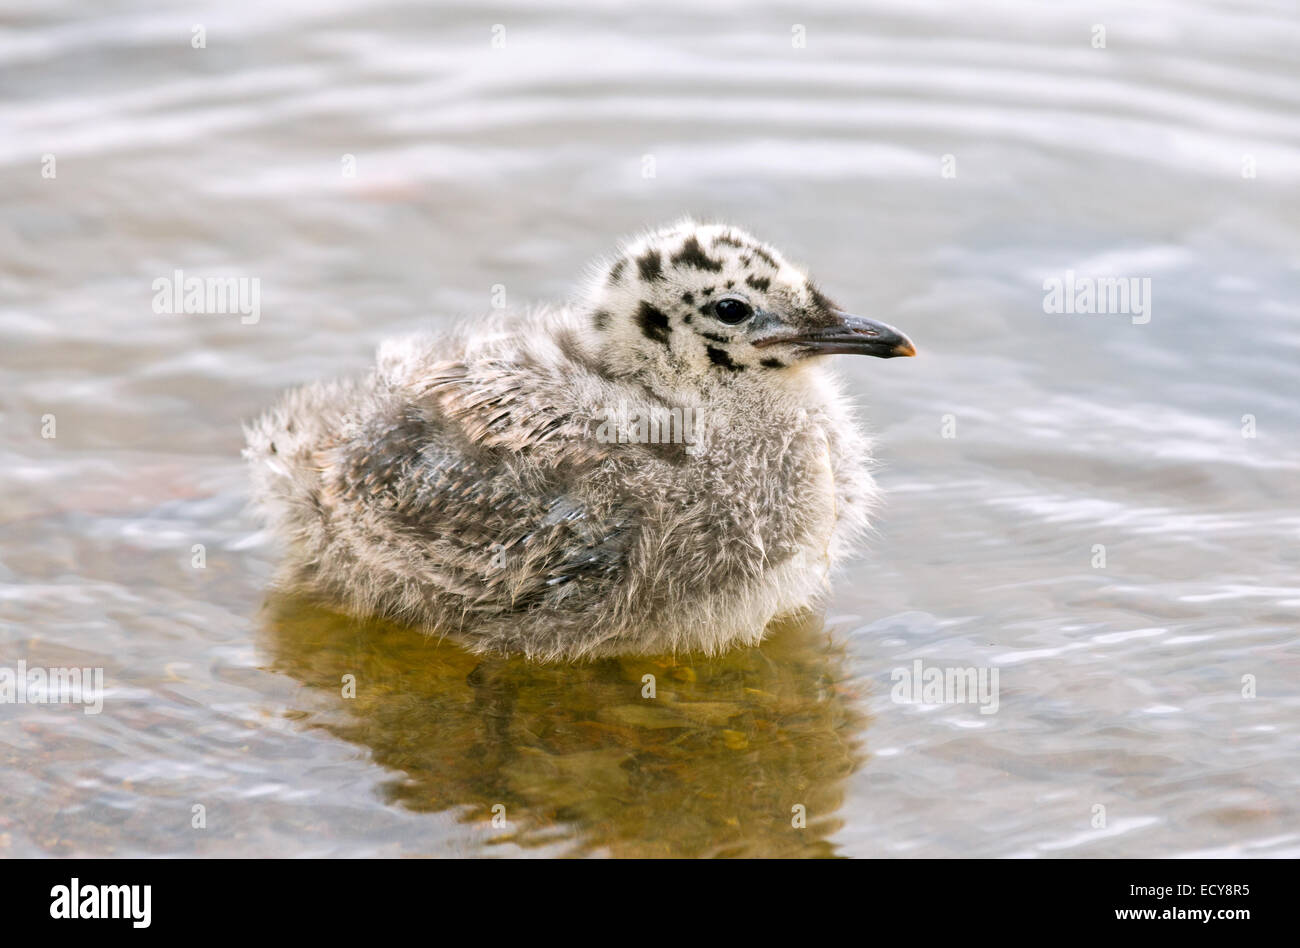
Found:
[583,220,914,385]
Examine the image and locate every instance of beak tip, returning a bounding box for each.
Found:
[893,342,917,358]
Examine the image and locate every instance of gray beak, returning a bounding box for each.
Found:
[754,311,917,359]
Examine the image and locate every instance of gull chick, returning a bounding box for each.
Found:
[245,221,915,660]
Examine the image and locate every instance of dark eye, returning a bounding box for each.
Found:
[713,298,753,324]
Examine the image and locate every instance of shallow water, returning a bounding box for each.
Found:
[2,0,1298,857]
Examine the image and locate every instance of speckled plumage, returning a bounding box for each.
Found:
[244,221,914,660]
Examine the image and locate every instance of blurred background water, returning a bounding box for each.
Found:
[2,0,1298,857]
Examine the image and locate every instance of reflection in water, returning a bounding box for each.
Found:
[261,596,868,857]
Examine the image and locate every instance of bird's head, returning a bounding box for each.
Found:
[579,220,915,387]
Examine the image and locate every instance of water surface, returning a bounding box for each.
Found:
[2,0,1298,857]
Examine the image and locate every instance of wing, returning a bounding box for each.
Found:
[327,361,639,618]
